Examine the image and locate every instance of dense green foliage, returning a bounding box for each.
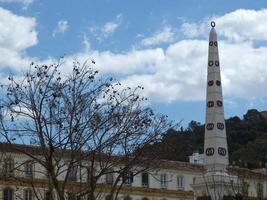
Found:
[143,109,267,169]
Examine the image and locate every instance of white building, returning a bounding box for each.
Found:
[189,153,204,165]
[0,143,266,200]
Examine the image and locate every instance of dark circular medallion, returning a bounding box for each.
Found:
[217,123,224,130]
[208,80,214,86]
[217,100,223,107]
[218,147,227,156]
[206,147,214,156]
[207,101,214,108]
[206,123,214,130]
[215,61,220,67]
[208,61,214,67]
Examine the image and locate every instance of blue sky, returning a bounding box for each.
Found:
[1,0,267,127]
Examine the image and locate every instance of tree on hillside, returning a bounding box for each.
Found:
[0,59,173,200]
[140,122,204,162]
[141,109,267,169]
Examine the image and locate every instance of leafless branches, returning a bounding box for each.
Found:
[0,60,174,200]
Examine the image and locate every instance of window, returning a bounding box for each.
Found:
[141,172,149,188]
[3,159,13,176]
[68,166,77,181]
[87,167,96,183]
[45,191,52,200]
[3,187,13,200]
[177,175,184,190]
[122,171,133,185]
[230,179,234,186]
[87,167,91,183]
[105,195,112,200]
[106,173,113,184]
[24,189,33,200]
[242,181,249,196]
[197,197,211,200]
[123,195,132,200]
[257,183,263,198]
[141,198,149,200]
[68,192,76,200]
[160,174,167,188]
[25,162,33,177]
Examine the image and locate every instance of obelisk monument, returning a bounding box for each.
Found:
[204,21,228,173]
[192,21,238,200]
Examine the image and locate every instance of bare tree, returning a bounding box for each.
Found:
[0,59,173,200]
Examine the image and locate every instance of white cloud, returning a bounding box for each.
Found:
[105,39,267,103]
[62,47,164,77]
[82,35,91,52]
[216,9,267,41]
[181,9,267,42]
[71,40,205,102]
[180,22,206,38]
[53,20,69,37]
[80,37,267,103]
[102,15,121,36]
[117,40,207,102]
[2,7,267,105]
[89,14,122,41]
[0,7,37,72]
[0,0,34,9]
[58,7,267,103]
[0,7,37,51]
[141,26,174,46]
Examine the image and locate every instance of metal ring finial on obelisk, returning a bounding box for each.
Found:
[211,21,216,28]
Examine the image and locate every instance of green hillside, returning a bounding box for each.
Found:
[143,109,267,169]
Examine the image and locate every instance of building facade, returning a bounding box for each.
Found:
[0,144,267,200]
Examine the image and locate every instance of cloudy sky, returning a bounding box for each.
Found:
[1,0,267,127]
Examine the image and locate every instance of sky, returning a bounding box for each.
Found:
[1,0,267,127]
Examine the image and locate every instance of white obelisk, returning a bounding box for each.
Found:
[204,21,229,173]
[192,22,238,200]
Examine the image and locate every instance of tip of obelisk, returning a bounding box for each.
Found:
[210,21,217,35]
[211,21,216,28]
